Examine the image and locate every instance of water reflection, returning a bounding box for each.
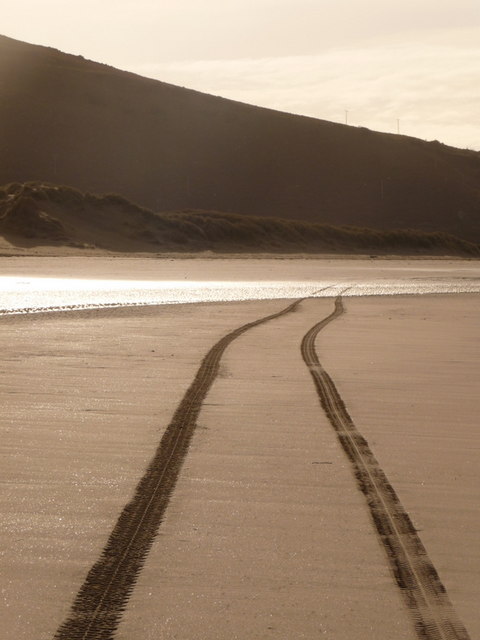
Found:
[0,276,479,316]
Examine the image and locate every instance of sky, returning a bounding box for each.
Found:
[3,0,480,150]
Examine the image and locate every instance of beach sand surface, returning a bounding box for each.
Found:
[318,294,479,637]
[0,300,289,639]
[1,254,479,283]
[0,260,478,639]
[118,297,415,640]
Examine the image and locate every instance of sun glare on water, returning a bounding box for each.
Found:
[0,276,479,316]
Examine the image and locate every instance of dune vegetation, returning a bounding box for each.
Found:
[1,182,478,257]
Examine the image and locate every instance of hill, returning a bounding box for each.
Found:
[1,182,478,257]
[1,34,480,242]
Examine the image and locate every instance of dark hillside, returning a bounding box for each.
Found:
[1,35,480,241]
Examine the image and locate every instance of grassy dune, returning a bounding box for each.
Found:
[1,182,478,257]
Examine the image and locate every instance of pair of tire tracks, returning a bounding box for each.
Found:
[54,295,470,640]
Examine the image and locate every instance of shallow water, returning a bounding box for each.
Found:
[1,273,479,316]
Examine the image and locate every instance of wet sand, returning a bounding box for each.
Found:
[0,267,478,638]
[118,298,416,640]
[1,300,287,639]
[1,254,479,283]
[318,294,480,637]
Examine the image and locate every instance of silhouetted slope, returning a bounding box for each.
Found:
[1,34,480,241]
[1,182,478,257]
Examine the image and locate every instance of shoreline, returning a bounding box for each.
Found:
[1,248,477,260]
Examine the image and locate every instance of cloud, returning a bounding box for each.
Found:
[127,38,480,150]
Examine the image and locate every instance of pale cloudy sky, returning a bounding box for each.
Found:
[3,0,480,149]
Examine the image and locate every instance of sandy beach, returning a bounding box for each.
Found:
[0,257,478,639]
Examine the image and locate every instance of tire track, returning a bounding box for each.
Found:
[301,296,470,640]
[53,296,312,640]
